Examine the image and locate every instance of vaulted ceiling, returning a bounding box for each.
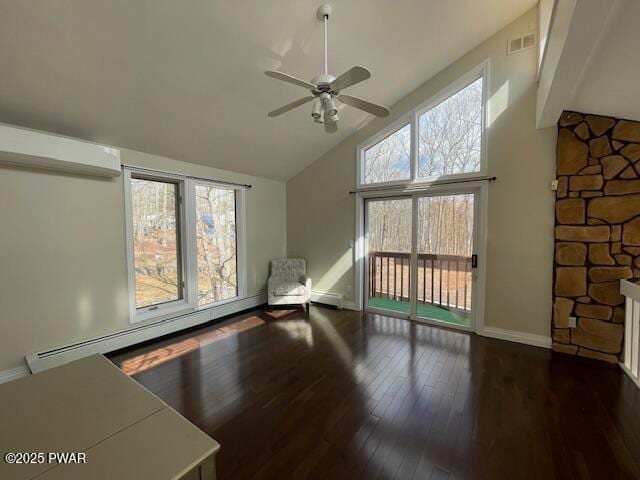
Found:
[0,0,536,181]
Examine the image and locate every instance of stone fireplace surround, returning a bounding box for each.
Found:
[553,111,640,363]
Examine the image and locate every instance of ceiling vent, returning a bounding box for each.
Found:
[507,32,536,55]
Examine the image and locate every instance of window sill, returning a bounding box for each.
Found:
[130,302,195,325]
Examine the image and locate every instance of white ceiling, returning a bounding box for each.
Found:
[0,0,535,181]
[570,0,640,122]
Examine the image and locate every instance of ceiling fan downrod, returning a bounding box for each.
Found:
[319,4,331,76]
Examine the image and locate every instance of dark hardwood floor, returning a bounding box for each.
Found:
[109,306,640,480]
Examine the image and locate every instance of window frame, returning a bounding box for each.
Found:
[192,179,247,309]
[124,168,247,324]
[356,61,488,189]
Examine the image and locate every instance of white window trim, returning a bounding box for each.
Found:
[123,167,248,324]
[192,178,248,309]
[356,60,489,189]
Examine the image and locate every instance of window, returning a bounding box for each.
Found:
[125,169,245,323]
[195,184,237,305]
[363,123,411,184]
[358,64,486,187]
[130,177,183,308]
[418,77,483,178]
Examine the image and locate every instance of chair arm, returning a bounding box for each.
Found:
[300,275,312,293]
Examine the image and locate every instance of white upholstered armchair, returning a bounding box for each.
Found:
[268,258,312,311]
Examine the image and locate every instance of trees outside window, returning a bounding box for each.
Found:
[131,178,181,308]
[363,124,411,184]
[418,78,483,178]
[359,67,485,187]
[125,170,245,323]
[195,185,237,305]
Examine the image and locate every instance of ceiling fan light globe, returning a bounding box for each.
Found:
[325,97,338,117]
[311,99,323,119]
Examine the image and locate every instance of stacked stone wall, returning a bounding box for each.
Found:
[553,111,640,363]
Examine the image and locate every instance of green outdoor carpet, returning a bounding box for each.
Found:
[367,297,470,327]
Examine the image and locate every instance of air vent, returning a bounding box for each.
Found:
[507,32,536,55]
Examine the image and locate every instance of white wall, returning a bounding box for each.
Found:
[0,147,286,372]
[287,8,557,338]
[538,0,555,74]
[569,0,640,122]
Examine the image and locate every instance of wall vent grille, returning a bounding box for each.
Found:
[508,32,536,55]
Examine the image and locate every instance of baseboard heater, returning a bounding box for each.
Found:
[26,292,267,373]
[311,290,343,308]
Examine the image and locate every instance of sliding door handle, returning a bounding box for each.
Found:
[471,254,478,269]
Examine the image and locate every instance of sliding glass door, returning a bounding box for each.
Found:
[364,189,479,330]
[415,193,474,327]
[366,197,413,315]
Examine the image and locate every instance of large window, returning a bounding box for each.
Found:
[130,177,182,308]
[195,184,237,305]
[418,77,483,178]
[358,65,485,186]
[125,169,245,323]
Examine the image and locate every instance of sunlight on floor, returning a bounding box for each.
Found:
[119,315,266,375]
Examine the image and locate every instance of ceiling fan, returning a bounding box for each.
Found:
[265,4,390,133]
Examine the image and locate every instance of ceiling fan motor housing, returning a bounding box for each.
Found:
[316,4,332,21]
[312,74,337,93]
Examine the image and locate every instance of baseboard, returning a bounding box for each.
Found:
[0,365,30,385]
[26,292,267,373]
[479,326,552,349]
[342,301,360,311]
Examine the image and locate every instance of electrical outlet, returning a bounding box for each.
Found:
[569,316,577,328]
[551,179,558,191]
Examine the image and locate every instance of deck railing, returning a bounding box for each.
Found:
[368,251,472,312]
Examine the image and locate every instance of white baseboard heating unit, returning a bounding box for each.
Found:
[26,293,266,373]
[311,290,343,308]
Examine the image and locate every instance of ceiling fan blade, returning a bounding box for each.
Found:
[329,66,371,91]
[324,118,338,134]
[338,94,390,117]
[265,70,316,90]
[268,96,314,117]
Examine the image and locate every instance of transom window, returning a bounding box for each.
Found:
[358,65,486,187]
[363,123,411,184]
[418,77,483,178]
[124,168,246,323]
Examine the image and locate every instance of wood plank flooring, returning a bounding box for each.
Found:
[109,306,640,479]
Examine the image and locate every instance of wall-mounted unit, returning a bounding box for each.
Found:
[0,123,121,177]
